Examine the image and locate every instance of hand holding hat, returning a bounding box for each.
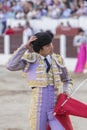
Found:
[25,36,37,50]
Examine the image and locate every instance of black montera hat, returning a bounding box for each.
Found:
[31,31,53,53]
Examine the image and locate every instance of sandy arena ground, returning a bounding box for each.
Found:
[0,65,87,130]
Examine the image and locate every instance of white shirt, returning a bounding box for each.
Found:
[41,55,52,69]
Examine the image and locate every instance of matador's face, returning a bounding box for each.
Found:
[39,42,54,57]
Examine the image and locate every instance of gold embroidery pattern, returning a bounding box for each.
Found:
[28,80,47,87]
[54,87,59,104]
[36,67,45,72]
[29,88,42,130]
[37,73,47,78]
[51,59,62,88]
[23,52,36,63]
[36,88,42,130]
[29,88,39,130]
[47,68,54,86]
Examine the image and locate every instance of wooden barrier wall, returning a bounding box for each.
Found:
[0,36,4,53]
[10,30,23,53]
[0,29,78,58]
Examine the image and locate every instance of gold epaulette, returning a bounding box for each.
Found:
[22,52,36,63]
[52,53,65,67]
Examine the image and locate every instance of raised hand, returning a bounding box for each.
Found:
[25,36,37,50]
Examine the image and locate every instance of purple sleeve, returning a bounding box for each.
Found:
[60,67,73,94]
[7,45,27,71]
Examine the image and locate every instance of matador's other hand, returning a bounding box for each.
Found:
[63,91,70,97]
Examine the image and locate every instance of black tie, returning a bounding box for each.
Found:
[44,58,50,73]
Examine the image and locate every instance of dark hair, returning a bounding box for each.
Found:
[78,28,84,33]
[46,30,54,39]
[31,31,53,53]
